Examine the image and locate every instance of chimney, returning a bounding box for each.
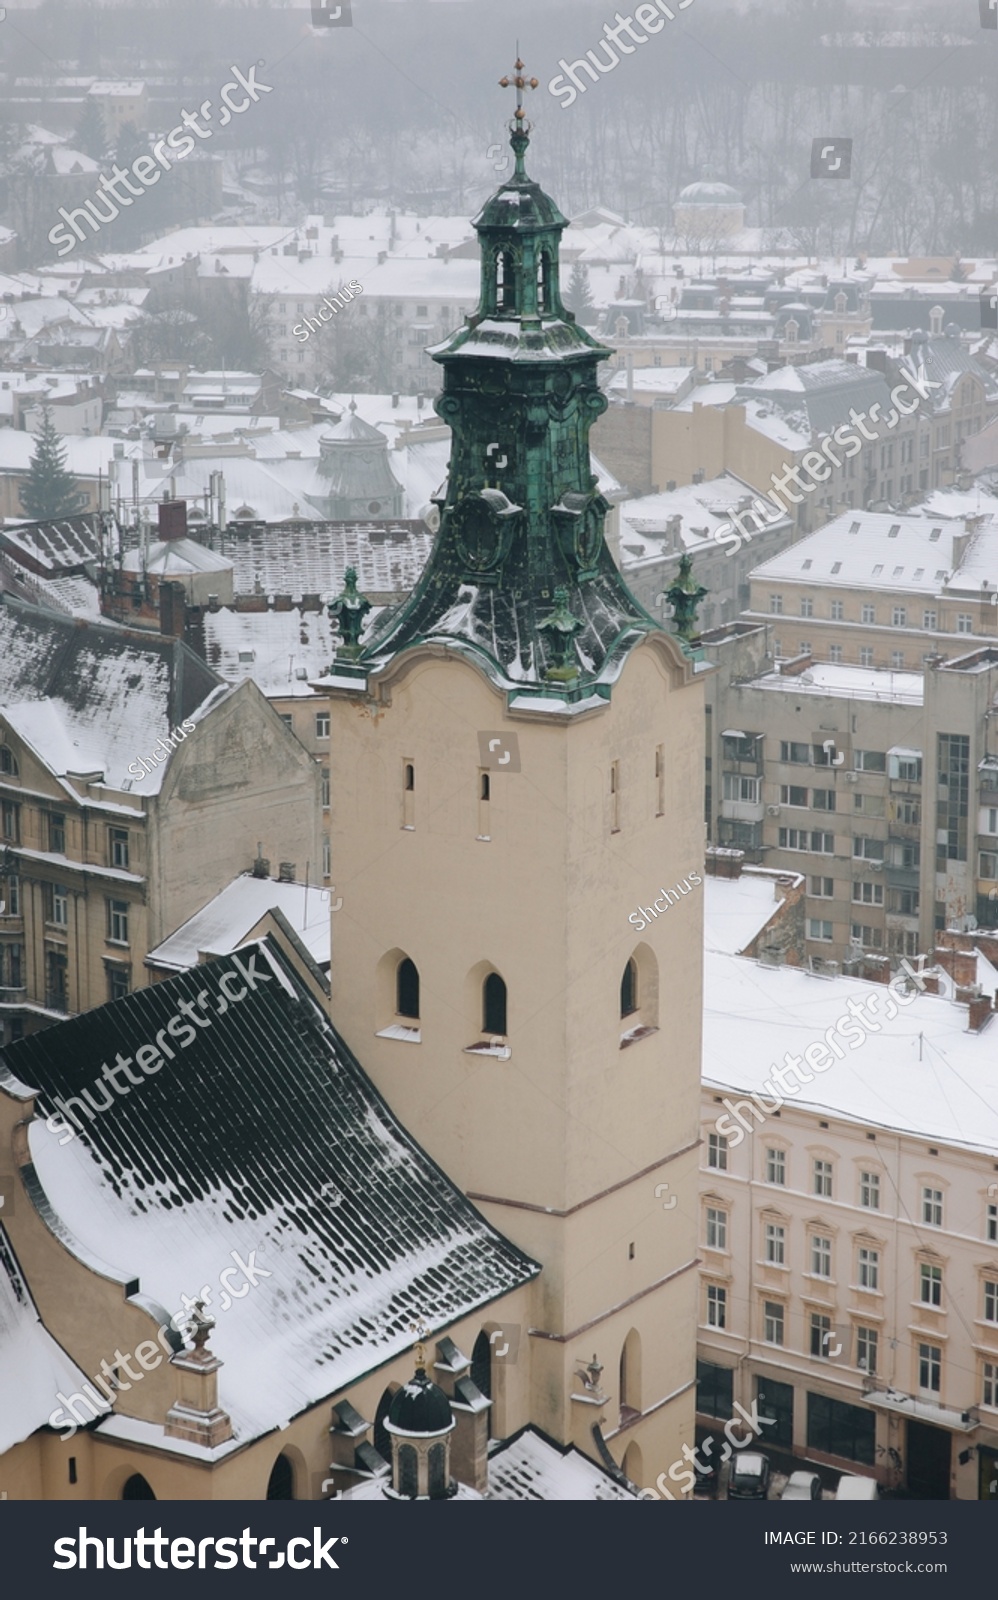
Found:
[278,861,296,883]
[159,580,185,638]
[158,499,187,541]
[251,846,270,879]
[862,955,890,985]
[968,995,992,1032]
[778,651,814,677]
[934,945,976,988]
[392,393,400,408]
[705,846,744,880]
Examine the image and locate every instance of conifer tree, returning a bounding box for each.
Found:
[19,406,86,520]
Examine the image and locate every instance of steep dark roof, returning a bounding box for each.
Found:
[1,939,539,1442]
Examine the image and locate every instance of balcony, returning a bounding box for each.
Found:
[720,799,765,824]
[886,864,920,890]
[888,821,921,843]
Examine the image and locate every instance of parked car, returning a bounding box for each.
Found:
[836,1474,880,1500]
[694,1452,719,1497]
[728,1451,771,1500]
[781,1471,822,1501]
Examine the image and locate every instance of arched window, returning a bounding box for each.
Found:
[427,1441,447,1497]
[266,1453,294,1500]
[122,1473,155,1500]
[620,958,638,1018]
[784,318,799,345]
[404,762,415,791]
[471,1329,493,1400]
[483,972,507,1035]
[397,957,420,1019]
[620,1328,642,1414]
[398,1443,418,1498]
[0,748,18,777]
[480,772,490,801]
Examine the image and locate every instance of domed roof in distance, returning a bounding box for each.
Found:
[386,1367,455,1438]
[677,180,742,205]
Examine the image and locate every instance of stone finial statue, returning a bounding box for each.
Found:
[328,567,371,659]
[663,552,708,643]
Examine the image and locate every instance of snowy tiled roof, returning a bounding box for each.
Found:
[220,521,432,600]
[6,939,540,1442]
[0,1226,89,1454]
[487,1426,640,1501]
[147,873,331,971]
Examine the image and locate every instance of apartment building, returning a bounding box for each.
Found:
[0,598,321,1042]
[698,870,998,1500]
[747,510,998,670]
[701,642,998,965]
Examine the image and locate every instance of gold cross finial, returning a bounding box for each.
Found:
[498,47,539,123]
[410,1316,427,1370]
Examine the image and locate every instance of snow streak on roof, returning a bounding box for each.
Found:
[487,1426,639,1501]
[749,510,994,596]
[8,940,539,1442]
[0,1225,89,1454]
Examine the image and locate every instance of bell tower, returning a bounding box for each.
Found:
[326,60,704,1489]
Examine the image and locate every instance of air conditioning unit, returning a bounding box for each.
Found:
[869,860,884,871]
[766,804,781,816]
[846,771,859,783]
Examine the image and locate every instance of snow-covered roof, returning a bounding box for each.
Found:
[7,939,539,1444]
[147,873,331,971]
[703,871,792,958]
[619,473,791,569]
[487,1426,639,1501]
[0,1226,90,1454]
[0,598,221,793]
[749,510,991,596]
[747,660,923,706]
[121,537,233,579]
[703,909,998,1154]
[202,605,339,697]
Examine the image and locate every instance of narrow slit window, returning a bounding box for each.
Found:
[483,972,507,1036]
[397,958,420,1019]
